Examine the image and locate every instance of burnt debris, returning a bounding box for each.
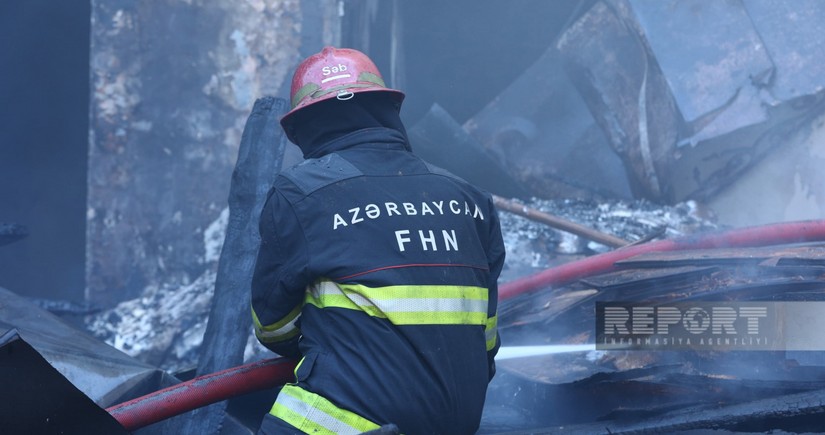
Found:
[486,242,825,433]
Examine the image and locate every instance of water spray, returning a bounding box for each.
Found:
[496,344,597,360]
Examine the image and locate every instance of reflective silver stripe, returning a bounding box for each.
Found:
[255,315,300,342]
[271,385,379,434]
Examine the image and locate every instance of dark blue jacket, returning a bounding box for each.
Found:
[251,126,504,434]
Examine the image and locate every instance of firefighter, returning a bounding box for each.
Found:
[251,46,505,435]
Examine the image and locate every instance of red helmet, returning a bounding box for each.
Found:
[280,46,405,129]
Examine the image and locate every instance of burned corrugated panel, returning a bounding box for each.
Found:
[87,0,337,306]
[556,0,682,201]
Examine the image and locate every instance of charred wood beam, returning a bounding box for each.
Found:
[493,195,629,248]
[180,97,287,435]
[615,246,825,268]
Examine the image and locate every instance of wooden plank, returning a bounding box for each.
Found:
[581,265,718,290]
[615,246,825,268]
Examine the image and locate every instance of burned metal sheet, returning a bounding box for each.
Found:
[556,0,682,201]
[0,286,177,433]
[0,286,255,434]
[0,329,130,435]
[0,286,169,407]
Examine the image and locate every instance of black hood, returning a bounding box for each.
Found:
[282,92,410,159]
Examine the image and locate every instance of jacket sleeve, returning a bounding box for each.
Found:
[485,197,506,381]
[250,187,311,358]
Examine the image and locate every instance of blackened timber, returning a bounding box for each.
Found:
[614,246,825,268]
[180,97,288,435]
[493,195,629,248]
[580,265,718,292]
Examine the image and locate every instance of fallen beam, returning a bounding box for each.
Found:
[493,195,629,248]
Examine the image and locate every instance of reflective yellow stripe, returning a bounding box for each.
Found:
[485,315,498,351]
[293,356,306,378]
[252,305,301,343]
[271,385,380,435]
[305,281,488,325]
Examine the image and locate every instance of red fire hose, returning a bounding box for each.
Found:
[106,356,297,431]
[500,219,825,300]
[106,220,825,431]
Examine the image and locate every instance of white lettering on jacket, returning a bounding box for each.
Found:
[395,229,459,252]
[332,199,484,230]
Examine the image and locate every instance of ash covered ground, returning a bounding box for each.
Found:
[85,198,719,374]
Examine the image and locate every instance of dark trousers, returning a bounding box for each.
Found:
[257,413,304,435]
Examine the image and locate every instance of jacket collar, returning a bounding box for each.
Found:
[302,127,410,159]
